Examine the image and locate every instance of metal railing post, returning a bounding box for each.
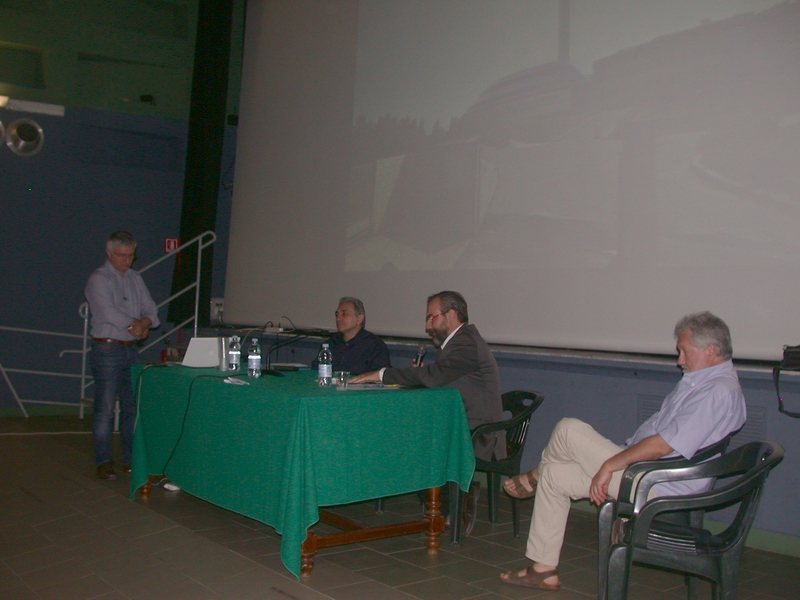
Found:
[79,302,90,419]
[194,240,203,338]
[0,360,29,418]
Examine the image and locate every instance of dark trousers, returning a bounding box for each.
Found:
[90,342,137,466]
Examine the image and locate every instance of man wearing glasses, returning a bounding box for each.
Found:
[85,231,159,481]
[351,291,505,534]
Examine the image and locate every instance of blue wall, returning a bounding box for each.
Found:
[0,106,234,408]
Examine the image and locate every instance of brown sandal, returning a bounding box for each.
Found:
[504,471,538,499]
[500,565,561,590]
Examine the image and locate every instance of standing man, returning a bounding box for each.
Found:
[351,291,506,534]
[312,297,390,375]
[85,231,159,480]
[499,312,746,591]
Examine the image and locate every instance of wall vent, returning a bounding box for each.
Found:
[636,394,663,425]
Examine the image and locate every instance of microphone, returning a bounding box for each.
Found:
[415,343,427,366]
[264,330,311,369]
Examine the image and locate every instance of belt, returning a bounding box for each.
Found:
[93,337,137,346]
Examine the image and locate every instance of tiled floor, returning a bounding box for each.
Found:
[1,415,799,600]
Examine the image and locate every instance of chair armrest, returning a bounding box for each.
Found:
[616,433,733,514]
[615,456,693,515]
[629,463,717,512]
[629,468,771,548]
[627,442,783,546]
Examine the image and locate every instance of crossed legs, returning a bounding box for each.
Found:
[501,418,624,589]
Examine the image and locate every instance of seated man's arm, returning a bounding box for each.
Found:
[589,434,673,505]
[411,333,476,386]
[352,335,476,385]
[350,369,382,383]
[387,334,479,387]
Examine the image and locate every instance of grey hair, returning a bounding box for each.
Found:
[106,230,137,252]
[338,297,365,328]
[673,311,732,360]
[428,291,469,323]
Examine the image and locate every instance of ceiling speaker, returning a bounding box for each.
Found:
[6,118,44,156]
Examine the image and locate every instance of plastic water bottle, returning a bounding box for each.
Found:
[317,343,332,387]
[247,338,262,378]
[228,336,241,372]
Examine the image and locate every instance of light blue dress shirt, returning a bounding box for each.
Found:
[626,359,746,496]
[85,260,160,340]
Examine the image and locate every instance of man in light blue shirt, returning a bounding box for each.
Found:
[500,312,746,591]
[85,231,159,480]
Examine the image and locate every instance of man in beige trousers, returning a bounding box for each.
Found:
[500,312,746,590]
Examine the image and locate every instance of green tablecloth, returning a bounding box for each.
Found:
[130,366,475,578]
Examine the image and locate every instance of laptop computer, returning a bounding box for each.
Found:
[181,337,222,368]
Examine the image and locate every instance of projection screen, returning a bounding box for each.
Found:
[224,0,800,360]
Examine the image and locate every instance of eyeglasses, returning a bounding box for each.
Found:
[113,252,135,261]
[425,312,446,323]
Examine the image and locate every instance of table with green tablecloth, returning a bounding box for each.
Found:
[129,365,475,578]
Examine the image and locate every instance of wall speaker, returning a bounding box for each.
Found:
[6,118,44,156]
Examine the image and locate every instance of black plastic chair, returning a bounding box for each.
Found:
[450,390,545,542]
[598,433,734,600]
[603,441,784,600]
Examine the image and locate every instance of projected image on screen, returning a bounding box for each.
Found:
[345,0,799,272]
[227,0,800,358]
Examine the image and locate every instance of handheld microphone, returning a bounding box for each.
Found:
[415,343,427,366]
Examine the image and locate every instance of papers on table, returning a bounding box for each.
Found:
[271,363,310,370]
[343,383,402,391]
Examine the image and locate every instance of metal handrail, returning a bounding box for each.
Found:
[1,230,216,418]
[0,327,87,418]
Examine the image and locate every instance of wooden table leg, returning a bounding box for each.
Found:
[301,529,318,577]
[425,486,444,554]
[138,475,164,499]
[299,486,446,577]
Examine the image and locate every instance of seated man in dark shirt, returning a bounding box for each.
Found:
[312,297,390,375]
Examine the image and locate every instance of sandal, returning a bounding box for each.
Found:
[504,471,538,499]
[500,565,561,590]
